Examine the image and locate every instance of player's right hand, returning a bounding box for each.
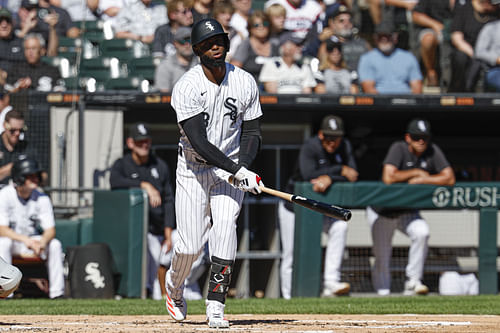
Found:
[234,167,263,195]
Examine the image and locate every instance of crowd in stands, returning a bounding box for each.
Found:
[0,0,496,93]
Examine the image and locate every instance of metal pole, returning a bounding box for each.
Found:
[78,98,85,206]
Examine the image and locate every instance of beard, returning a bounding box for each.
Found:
[378,43,395,55]
[200,53,226,69]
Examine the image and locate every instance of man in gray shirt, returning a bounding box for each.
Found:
[154,27,198,93]
[475,17,500,92]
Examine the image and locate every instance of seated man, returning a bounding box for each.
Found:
[358,23,422,94]
[0,157,65,299]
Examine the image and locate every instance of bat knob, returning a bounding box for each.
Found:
[343,210,352,221]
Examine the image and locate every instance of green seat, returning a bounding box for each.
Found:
[80,57,122,82]
[41,56,73,78]
[58,37,97,60]
[100,38,150,60]
[104,76,149,91]
[128,56,158,82]
[75,20,113,43]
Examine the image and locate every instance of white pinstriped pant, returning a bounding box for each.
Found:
[366,206,430,292]
[167,152,244,300]
[278,201,348,299]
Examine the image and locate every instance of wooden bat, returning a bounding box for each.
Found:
[260,185,352,221]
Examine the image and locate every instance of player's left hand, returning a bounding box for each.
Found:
[234,167,263,195]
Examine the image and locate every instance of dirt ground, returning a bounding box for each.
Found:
[0,314,499,332]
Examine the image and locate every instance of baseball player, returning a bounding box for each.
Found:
[0,157,65,299]
[367,118,455,296]
[279,115,357,299]
[0,255,22,298]
[165,18,263,328]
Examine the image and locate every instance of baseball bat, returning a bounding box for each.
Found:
[259,185,351,221]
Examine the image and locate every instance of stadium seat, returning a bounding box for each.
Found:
[41,56,73,78]
[75,20,113,43]
[104,76,150,91]
[79,57,123,82]
[128,56,159,83]
[58,37,98,60]
[100,39,150,60]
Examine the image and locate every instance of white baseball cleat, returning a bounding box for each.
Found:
[321,281,351,297]
[165,291,187,321]
[0,257,22,298]
[206,300,229,328]
[404,279,429,296]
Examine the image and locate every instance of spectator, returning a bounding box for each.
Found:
[96,0,129,23]
[211,0,239,61]
[49,0,99,21]
[316,39,359,94]
[15,0,59,57]
[0,157,65,299]
[6,33,63,92]
[259,31,317,93]
[279,115,357,299]
[17,0,80,39]
[112,0,167,44]
[475,15,500,92]
[449,0,500,92]
[367,118,455,296]
[192,0,213,23]
[264,0,322,44]
[0,89,13,134]
[412,0,454,87]
[358,23,422,94]
[367,0,418,50]
[109,123,204,300]
[230,0,252,40]
[152,0,193,59]
[0,110,43,186]
[265,3,286,45]
[231,10,280,84]
[0,8,26,72]
[315,5,370,74]
[154,27,198,93]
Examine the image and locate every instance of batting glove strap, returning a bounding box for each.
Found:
[234,167,263,194]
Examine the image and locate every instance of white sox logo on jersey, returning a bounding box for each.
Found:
[223,97,238,122]
[205,21,215,31]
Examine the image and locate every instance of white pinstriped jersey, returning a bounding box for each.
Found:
[171,63,263,164]
[0,185,55,237]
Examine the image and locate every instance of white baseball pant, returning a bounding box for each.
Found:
[366,206,430,292]
[0,236,65,298]
[278,201,348,299]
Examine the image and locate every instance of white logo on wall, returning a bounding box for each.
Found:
[85,262,105,289]
[432,186,500,208]
[206,22,215,31]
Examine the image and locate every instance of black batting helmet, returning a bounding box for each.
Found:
[191,18,230,51]
[11,157,42,186]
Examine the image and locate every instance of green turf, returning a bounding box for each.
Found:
[0,296,499,315]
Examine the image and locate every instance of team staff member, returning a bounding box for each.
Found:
[279,115,357,299]
[166,18,264,328]
[0,157,65,299]
[367,118,455,296]
[110,123,176,300]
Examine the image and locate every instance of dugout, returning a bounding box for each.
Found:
[10,90,500,298]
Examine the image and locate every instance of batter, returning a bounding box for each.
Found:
[165,18,264,328]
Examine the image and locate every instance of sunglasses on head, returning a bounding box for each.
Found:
[409,134,430,142]
[176,37,191,45]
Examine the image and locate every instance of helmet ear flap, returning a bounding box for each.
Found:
[224,35,230,52]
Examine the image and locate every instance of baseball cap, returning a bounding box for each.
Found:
[174,27,192,43]
[491,0,500,5]
[128,122,151,141]
[0,8,12,21]
[328,4,351,21]
[407,118,431,136]
[279,30,303,46]
[321,115,344,136]
[375,21,395,35]
[21,0,39,8]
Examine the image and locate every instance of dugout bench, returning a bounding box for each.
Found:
[292,181,499,297]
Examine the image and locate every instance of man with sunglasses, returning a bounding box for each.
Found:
[155,27,198,92]
[0,110,35,186]
[279,115,358,299]
[166,18,263,328]
[366,118,455,296]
